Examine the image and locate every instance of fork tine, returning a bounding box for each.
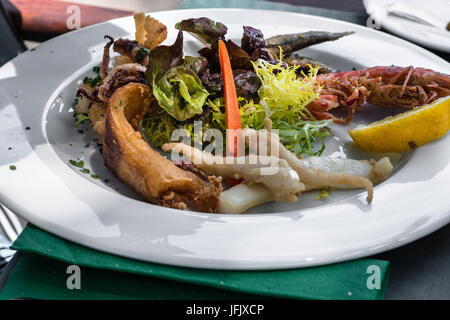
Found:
[0,234,14,273]
[0,206,18,242]
[1,205,23,236]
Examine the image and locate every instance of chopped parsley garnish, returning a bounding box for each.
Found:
[74,113,90,127]
[92,65,100,73]
[84,143,90,148]
[25,126,31,130]
[9,165,16,171]
[134,47,150,63]
[69,159,98,179]
[83,74,102,87]
[83,76,91,84]
[69,159,84,168]
[114,100,123,110]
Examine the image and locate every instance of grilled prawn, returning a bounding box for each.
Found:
[307,66,450,123]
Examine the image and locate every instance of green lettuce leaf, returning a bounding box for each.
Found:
[147,31,210,122]
[175,17,227,46]
[147,31,184,83]
[152,66,209,121]
[183,56,208,74]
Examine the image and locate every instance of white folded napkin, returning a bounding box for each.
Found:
[387,0,450,30]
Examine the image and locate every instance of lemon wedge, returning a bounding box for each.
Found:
[348,96,450,153]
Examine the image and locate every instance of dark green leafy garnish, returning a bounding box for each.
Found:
[83,74,102,87]
[9,165,16,171]
[134,47,151,63]
[80,168,90,174]
[69,159,84,168]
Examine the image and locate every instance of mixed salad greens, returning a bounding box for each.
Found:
[141,17,332,156]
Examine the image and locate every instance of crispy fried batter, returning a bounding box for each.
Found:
[113,55,133,67]
[103,83,220,212]
[134,13,147,45]
[89,101,107,135]
[134,13,167,50]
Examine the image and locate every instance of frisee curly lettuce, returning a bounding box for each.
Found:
[205,98,331,156]
[74,113,90,127]
[206,50,332,156]
[141,112,178,148]
[248,50,331,155]
[252,49,322,120]
[141,111,217,148]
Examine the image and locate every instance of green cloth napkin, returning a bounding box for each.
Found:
[0,224,390,300]
[0,0,390,300]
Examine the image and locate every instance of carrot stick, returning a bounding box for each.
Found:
[218,40,241,156]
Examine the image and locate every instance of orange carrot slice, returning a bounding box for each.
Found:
[218,40,241,156]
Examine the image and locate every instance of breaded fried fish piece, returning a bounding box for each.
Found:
[103,83,221,212]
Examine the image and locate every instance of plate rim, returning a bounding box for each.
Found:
[1,8,450,270]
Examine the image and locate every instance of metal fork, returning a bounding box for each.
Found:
[0,204,22,274]
[0,204,22,242]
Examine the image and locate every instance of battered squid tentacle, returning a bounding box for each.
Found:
[162,142,304,203]
[98,63,148,102]
[101,35,115,79]
[242,120,393,203]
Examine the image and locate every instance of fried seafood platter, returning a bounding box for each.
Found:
[72,13,450,214]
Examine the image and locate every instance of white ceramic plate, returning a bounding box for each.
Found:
[1,9,450,270]
[363,0,450,53]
